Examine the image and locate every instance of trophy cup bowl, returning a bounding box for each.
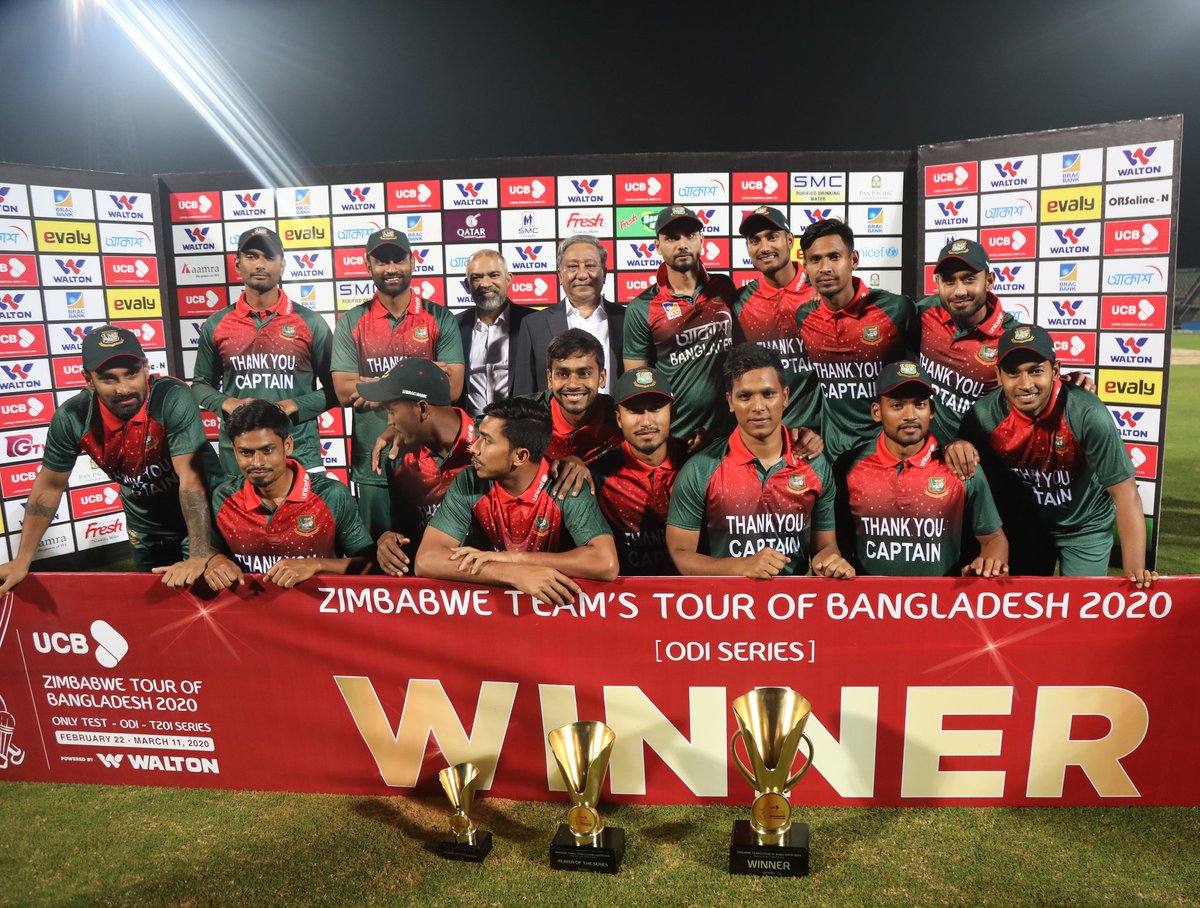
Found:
[435,762,492,862]
[547,720,625,873]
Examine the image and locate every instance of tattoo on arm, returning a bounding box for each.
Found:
[25,496,57,519]
[179,488,214,559]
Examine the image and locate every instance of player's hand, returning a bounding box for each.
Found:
[371,426,401,475]
[943,440,980,481]
[510,565,580,606]
[276,399,300,417]
[1127,568,1159,589]
[1063,370,1096,393]
[0,559,30,595]
[812,549,856,579]
[962,557,1009,578]
[203,554,244,591]
[550,456,594,499]
[153,555,209,589]
[685,428,713,454]
[349,388,380,412]
[737,547,789,579]
[450,546,512,574]
[790,426,825,460]
[221,398,255,416]
[264,558,321,589]
[376,531,411,576]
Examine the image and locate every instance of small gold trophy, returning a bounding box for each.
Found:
[728,687,814,876]
[547,721,625,873]
[436,762,492,862]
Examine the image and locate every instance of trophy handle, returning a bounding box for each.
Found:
[785,732,815,790]
[729,729,759,789]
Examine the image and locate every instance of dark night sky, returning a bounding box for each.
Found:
[1,0,1198,262]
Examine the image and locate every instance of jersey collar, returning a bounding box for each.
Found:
[367,288,423,320]
[492,459,552,504]
[873,430,938,469]
[96,374,153,433]
[818,277,870,317]
[234,288,293,318]
[655,262,711,299]
[728,424,797,467]
[620,438,682,474]
[233,458,313,511]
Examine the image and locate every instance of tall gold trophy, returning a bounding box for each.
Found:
[728,687,815,876]
[547,721,625,873]
[436,762,492,862]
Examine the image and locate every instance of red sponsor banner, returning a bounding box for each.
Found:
[413,278,444,307]
[224,253,240,284]
[1103,218,1171,256]
[200,410,220,441]
[508,274,558,306]
[1049,331,1098,366]
[732,172,788,204]
[700,238,730,270]
[102,256,159,287]
[923,264,938,295]
[334,248,369,279]
[176,286,229,318]
[0,575,1196,806]
[52,356,85,389]
[0,391,54,430]
[925,161,978,196]
[616,272,654,303]
[1100,295,1168,331]
[326,467,349,485]
[0,324,48,358]
[731,269,759,289]
[387,180,441,212]
[112,319,166,350]
[500,176,556,208]
[0,254,39,286]
[615,173,671,205]
[169,192,221,223]
[1125,442,1159,479]
[68,483,123,519]
[980,226,1037,260]
[317,408,346,437]
[0,461,40,496]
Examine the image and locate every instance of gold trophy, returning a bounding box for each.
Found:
[436,762,492,862]
[547,721,625,873]
[728,687,815,876]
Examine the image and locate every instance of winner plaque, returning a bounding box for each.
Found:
[547,721,625,873]
[436,762,492,862]
[728,687,815,877]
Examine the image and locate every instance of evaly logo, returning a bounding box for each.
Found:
[109,194,137,211]
[515,245,542,262]
[30,620,128,667]
[1116,337,1148,355]
[457,182,483,198]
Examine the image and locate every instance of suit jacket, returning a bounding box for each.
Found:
[512,298,625,396]
[456,300,530,410]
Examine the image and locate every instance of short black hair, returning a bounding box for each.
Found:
[723,343,786,392]
[799,218,855,254]
[482,397,552,463]
[225,399,291,442]
[546,327,605,371]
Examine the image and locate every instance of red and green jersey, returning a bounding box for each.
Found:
[386,407,476,547]
[43,375,209,536]
[795,279,916,459]
[528,390,623,464]
[429,459,612,553]
[192,289,335,480]
[624,263,740,439]
[732,271,822,431]
[915,293,1017,442]
[841,432,1002,576]
[331,292,464,486]
[212,459,373,574]
[960,381,1134,540]
[590,439,684,576]
[667,427,834,576]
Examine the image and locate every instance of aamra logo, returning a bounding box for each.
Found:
[57,259,83,275]
[995,266,1021,283]
[185,227,209,243]
[515,246,542,262]
[1124,147,1155,167]
[345,187,370,203]
[293,253,320,270]
[1056,227,1086,245]
[1116,337,1148,355]
[1114,410,1143,428]
[995,161,1022,178]
[631,242,656,259]
[1052,300,1080,317]
[109,195,137,211]
[236,192,261,208]
[457,182,483,198]
[571,179,599,196]
[1,364,33,380]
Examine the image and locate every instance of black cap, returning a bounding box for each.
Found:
[935,238,989,276]
[236,226,283,257]
[876,360,934,398]
[614,367,675,406]
[738,205,791,237]
[365,228,412,258]
[654,205,703,235]
[82,325,145,371]
[356,358,450,406]
[997,324,1056,365]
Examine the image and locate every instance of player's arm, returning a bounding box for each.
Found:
[622,297,651,372]
[452,535,618,582]
[809,529,855,579]
[963,528,1010,578]
[0,467,71,593]
[290,316,340,421]
[1107,476,1157,588]
[191,321,242,415]
[433,306,467,402]
[665,525,787,578]
[263,553,373,589]
[154,450,217,588]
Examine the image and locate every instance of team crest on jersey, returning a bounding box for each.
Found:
[662,298,682,320]
[98,329,122,347]
[281,324,297,339]
[1053,433,1066,451]
[414,325,429,341]
[949,239,970,254]
[976,344,998,364]
[863,325,881,344]
[787,474,807,494]
[296,514,317,536]
[926,476,949,498]
[1013,326,1033,343]
[534,515,550,537]
[635,370,654,387]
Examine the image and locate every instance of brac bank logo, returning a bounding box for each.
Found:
[31,620,128,668]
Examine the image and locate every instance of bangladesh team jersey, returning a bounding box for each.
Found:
[43,375,209,537]
[429,459,612,553]
[840,432,1002,576]
[915,293,1017,442]
[624,263,740,439]
[590,439,684,576]
[331,292,463,486]
[387,407,476,547]
[667,427,835,576]
[733,271,822,431]
[192,289,336,480]
[212,459,373,574]
[959,381,1134,540]
[527,390,623,464]
[795,278,916,459]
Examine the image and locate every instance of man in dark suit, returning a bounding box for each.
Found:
[512,235,624,397]
[456,249,530,417]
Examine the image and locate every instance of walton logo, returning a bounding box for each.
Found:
[411,249,429,265]
[62,325,96,342]
[0,293,23,309]
[1052,300,1080,317]
[515,246,542,262]
[695,209,716,225]
[631,242,657,259]
[938,200,963,217]
[995,266,1021,283]
[457,182,483,198]
[1055,228,1086,245]
[345,187,370,203]
[185,227,209,243]
[1123,147,1155,167]
[56,259,83,275]
[803,209,832,223]
[571,179,599,196]
[1,364,32,380]
[995,161,1022,179]
[1116,337,1148,355]
[236,192,261,208]
[1114,410,1143,428]
[293,253,320,270]
[109,194,137,211]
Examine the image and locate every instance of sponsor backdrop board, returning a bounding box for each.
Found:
[1,575,1197,806]
[918,116,1182,568]
[0,164,169,566]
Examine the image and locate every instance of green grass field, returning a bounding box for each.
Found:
[3,343,1199,907]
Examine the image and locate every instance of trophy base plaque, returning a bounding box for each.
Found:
[728,820,809,877]
[549,824,625,874]
[437,830,493,863]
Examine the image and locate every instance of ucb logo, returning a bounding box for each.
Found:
[31,619,128,667]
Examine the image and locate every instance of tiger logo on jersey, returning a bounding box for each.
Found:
[296,514,318,536]
[787,474,807,494]
[926,476,949,499]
